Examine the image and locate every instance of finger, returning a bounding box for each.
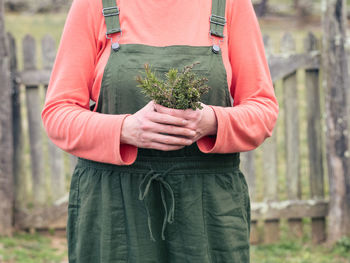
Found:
[155,103,199,119]
[148,132,193,146]
[147,123,196,137]
[154,104,187,117]
[183,121,199,131]
[143,100,156,110]
[147,111,189,126]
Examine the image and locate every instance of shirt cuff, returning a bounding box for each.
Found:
[115,114,138,165]
[196,105,224,153]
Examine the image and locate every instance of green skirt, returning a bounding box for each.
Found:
[67,153,250,263]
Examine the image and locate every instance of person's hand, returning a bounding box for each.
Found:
[154,103,218,143]
[120,101,197,151]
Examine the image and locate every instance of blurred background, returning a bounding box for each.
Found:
[1,0,350,262]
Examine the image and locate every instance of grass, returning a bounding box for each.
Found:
[251,218,350,263]
[0,231,350,263]
[0,232,67,263]
[252,239,350,263]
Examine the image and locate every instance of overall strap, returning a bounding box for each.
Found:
[102,0,121,36]
[210,0,227,38]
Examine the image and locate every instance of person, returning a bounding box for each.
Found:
[41,0,278,262]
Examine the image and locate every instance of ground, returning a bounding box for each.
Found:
[1,229,350,263]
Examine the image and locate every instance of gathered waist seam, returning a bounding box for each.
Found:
[76,153,240,174]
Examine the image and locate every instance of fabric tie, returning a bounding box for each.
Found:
[138,167,176,241]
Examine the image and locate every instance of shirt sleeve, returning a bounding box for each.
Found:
[41,0,137,165]
[197,0,279,153]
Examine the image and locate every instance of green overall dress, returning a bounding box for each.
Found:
[67,0,251,262]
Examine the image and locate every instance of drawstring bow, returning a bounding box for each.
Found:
[138,167,176,241]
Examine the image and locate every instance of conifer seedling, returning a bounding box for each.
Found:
[136,63,210,110]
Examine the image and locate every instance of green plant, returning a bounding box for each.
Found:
[136,63,210,110]
[334,236,350,254]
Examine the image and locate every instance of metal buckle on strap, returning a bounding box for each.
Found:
[106,30,123,52]
[209,32,224,54]
[210,14,226,26]
[102,6,120,17]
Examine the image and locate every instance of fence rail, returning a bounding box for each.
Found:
[9,31,328,244]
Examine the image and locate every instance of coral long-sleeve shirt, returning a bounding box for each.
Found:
[41,0,278,166]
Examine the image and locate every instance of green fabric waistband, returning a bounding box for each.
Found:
[76,153,240,174]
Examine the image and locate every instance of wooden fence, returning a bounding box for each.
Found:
[241,32,327,244]
[8,31,328,244]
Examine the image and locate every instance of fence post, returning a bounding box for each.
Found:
[322,0,350,243]
[281,32,303,238]
[42,34,66,201]
[0,0,14,235]
[23,34,46,205]
[260,34,280,244]
[8,33,27,213]
[304,32,326,244]
[261,124,279,244]
[262,36,278,202]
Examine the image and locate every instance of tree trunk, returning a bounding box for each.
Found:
[0,0,14,236]
[322,0,350,244]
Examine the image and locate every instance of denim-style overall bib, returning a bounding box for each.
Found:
[67,0,251,262]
